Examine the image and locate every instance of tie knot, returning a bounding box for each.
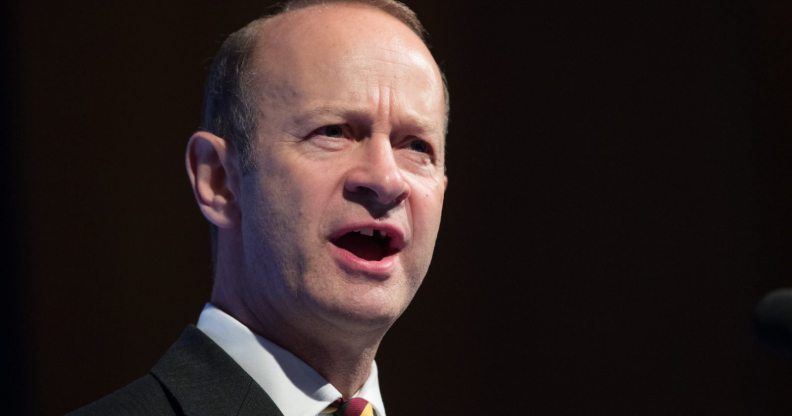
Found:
[326,397,374,416]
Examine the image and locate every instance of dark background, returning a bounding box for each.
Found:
[3,1,791,414]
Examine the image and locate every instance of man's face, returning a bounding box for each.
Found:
[235,5,447,336]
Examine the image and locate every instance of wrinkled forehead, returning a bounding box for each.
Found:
[249,4,445,114]
[257,4,436,67]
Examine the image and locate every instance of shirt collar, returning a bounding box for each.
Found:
[196,303,386,416]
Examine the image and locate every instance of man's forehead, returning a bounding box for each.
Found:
[261,3,415,38]
[252,3,436,72]
[249,6,443,109]
[238,3,448,136]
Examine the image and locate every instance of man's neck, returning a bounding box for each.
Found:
[289,337,380,398]
[211,295,385,398]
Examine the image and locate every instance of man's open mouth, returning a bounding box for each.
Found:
[331,227,399,261]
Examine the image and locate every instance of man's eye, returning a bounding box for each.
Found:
[316,125,345,138]
[408,139,431,154]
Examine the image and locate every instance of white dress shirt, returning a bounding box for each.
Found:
[196,303,386,416]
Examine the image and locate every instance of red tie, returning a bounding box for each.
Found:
[323,397,374,416]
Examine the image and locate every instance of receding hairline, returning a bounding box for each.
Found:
[278,0,426,38]
[247,1,430,61]
[235,1,449,134]
[239,0,428,44]
[247,2,442,84]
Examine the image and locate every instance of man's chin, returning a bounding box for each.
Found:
[318,300,405,334]
[303,267,417,331]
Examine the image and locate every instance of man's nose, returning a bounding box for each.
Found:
[343,136,409,207]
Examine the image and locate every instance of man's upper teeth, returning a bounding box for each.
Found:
[356,228,387,238]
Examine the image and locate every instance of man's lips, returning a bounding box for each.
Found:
[328,223,406,274]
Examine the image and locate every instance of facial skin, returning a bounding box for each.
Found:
[187,3,447,394]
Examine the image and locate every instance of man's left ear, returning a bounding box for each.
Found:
[185,131,241,228]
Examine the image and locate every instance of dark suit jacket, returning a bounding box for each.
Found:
[68,325,284,416]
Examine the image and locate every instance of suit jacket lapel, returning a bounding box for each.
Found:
[151,325,284,416]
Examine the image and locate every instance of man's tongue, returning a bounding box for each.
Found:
[334,233,387,261]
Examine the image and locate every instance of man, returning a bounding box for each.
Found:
[70,0,448,415]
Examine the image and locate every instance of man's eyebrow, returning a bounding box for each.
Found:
[407,117,442,136]
[292,105,442,135]
[291,105,362,125]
